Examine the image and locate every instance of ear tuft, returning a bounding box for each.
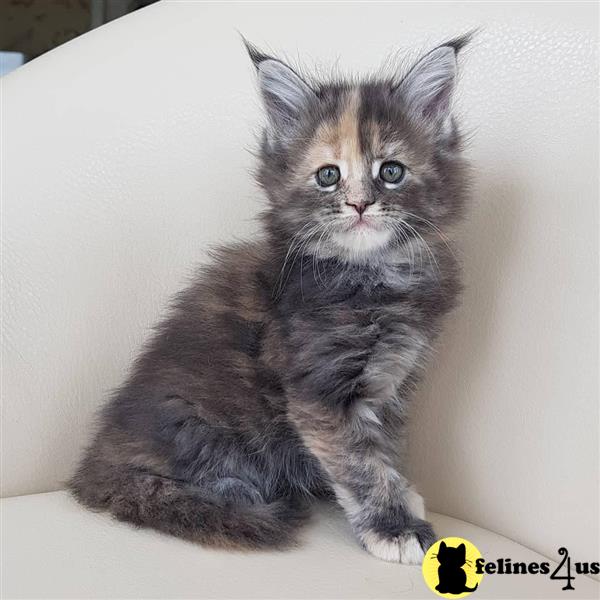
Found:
[241,36,273,70]
[443,30,477,54]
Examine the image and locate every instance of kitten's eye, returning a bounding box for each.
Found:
[316,165,341,188]
[379,161,405,185]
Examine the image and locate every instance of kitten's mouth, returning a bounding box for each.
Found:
[344,216,380,232]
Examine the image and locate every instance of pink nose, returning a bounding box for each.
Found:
[345,200,374,216]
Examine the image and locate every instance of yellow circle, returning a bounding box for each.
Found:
[422,536,484,598]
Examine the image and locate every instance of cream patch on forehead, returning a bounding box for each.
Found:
[337,89,362,173]
[298,89,428,183]
[300,89,364,178]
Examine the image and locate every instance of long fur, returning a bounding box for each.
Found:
[69,37,471,561]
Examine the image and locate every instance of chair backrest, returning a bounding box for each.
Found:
[2,1,597,566]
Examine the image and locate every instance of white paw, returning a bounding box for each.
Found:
[361,530,426,565]
[404,486,426,520]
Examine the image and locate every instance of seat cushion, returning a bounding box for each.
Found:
[2,491,598,599]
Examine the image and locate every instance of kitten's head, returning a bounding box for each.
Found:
[247,37,471,264]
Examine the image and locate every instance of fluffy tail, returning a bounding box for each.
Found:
[69,465,307,550]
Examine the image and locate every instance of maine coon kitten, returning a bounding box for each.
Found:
[69,36,470,564]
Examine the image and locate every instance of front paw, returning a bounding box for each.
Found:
[360,519,436,565]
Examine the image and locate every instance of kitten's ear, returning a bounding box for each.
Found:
[394,33,471,130]
[440,541,447,550]
[458,543,466,555]
[244,39,317,141]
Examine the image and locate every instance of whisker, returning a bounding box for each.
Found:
[388,220,420,284]
[312,222,333,287]
[273,222,322,298]
[398,218,441,281]
[397,210,457,259]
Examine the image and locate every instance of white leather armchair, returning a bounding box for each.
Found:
[2,2,598,598]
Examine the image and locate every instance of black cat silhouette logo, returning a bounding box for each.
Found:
[422,537,484,598]
[435,542,479,594]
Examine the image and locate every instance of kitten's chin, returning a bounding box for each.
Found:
[331,227,392,261]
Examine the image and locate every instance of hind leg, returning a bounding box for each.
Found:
[70,457,310,550]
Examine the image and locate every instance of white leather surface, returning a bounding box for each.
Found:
[1,0,598,578]
[1,491,598,600]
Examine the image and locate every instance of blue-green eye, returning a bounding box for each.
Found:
[316,165,340,187]
[379,161,405,184]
